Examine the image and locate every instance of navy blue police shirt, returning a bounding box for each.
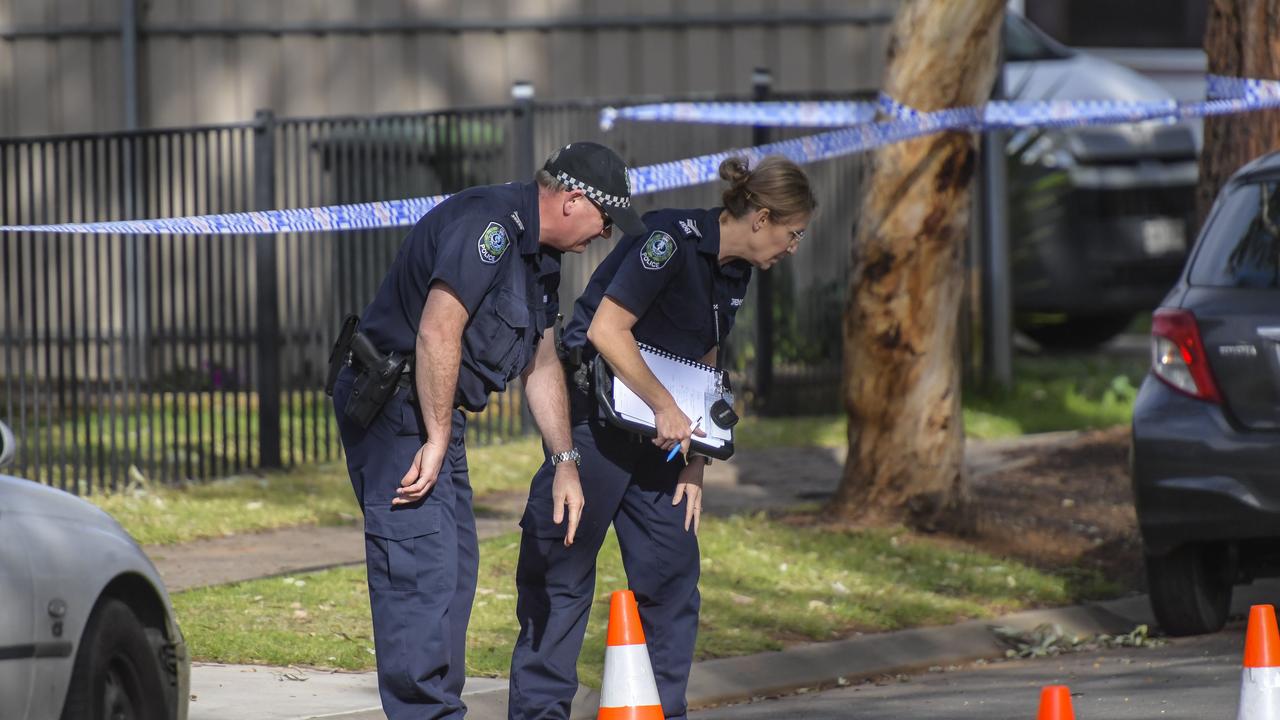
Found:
[564,207,751,367]
[359,182,560,412]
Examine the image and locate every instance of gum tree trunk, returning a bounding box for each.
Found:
[829,0,1004,531]
[1198,0,1280,228]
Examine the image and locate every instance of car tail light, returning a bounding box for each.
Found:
[1151,308,1222,403]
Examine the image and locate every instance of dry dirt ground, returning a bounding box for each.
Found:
[965,425,1142,593]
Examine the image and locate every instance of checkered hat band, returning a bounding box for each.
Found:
[555,171,630,209]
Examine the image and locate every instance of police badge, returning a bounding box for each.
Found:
[477,222,509,264]
[639,230,676,270]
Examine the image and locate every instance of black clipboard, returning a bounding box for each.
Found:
[592,356,736,461]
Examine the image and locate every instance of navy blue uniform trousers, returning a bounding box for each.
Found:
[333,367,479,720]
[509,399,701,720]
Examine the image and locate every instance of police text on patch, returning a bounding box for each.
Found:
[477,222,510,264]
[640,230,677,270]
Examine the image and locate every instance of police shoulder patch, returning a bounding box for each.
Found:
[639,230,677,271]
[477,221,509,264]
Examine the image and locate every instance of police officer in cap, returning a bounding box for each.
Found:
[332,141,648,720]
[508,155,816,720]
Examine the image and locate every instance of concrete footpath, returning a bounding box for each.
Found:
[185,579,1280,720]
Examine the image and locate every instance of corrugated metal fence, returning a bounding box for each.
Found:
[0,85,872,493]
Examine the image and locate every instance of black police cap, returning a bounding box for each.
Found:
[542,142,647,237]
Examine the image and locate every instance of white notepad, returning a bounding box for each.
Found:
[610,344,732,449]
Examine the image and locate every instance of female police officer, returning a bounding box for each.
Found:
[508,155,816,720]
[331,142,648,720]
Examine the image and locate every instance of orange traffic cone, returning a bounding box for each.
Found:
[1237,604,1280,719]
[598,590,664,720]
[1036,685,1075,720]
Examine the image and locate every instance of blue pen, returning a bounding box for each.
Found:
[666,416,703,462]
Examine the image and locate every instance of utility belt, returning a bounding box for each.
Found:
[325,314,411,429]
[554,313,594,397]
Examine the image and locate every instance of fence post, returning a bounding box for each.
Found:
[512,81,536,182]
[512,81,537,433]
[752,68,775,408]
[253,109,283,469]
[980,43,1013,391]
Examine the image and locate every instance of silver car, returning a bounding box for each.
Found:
[0,421,189,719]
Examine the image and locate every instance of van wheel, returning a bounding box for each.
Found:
[60,598,169,720]
[1146,543,1233,637]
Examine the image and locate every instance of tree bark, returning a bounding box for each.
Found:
[1198,0,1280,228]
[829,0,1004,532]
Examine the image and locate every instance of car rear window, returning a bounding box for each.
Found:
[1189,181,1280,288]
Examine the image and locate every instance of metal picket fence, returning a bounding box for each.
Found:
[0,83,873,493]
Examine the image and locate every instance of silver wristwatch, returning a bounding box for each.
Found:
[550,448,582,467]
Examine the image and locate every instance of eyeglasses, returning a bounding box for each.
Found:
[587,198,613,234]
[788,228,806,249]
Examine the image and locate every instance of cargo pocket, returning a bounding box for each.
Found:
[518,463,568,541]
[363,503,443,592]
[476,289,531,379]
[519,496,568,541]
[396,391,424,438]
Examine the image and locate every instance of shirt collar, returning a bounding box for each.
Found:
[697,207,749,279]
[517,182,541,256]
[537,246,562,277]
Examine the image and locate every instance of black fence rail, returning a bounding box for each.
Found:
[0,81,872,493]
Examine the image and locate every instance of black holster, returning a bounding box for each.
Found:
[555,313,591,394]
[325,314,359,397]
[327,314,409,429]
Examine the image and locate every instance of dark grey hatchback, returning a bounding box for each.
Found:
[1132,151,1280,636]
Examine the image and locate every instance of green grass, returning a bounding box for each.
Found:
[14,389,528,489]
[734,414,847,449]
[94,438,545,546]
[963,354,1147,439]
[91,463,359,546]
[173,515,1110,685]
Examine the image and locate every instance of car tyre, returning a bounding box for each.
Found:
[60,597,168,720]
[1146,543,1233,637]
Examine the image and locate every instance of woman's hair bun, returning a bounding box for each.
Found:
[718,157,751,186]
[720,154,817,221]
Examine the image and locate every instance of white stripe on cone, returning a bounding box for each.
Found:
[1238,666,1280,719]
[600,644,662,708]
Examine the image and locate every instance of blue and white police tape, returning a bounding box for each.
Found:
[601,75,1280,130]
[0,196,450,236]
[1207,75,1280,102]
[0,126,889,235]
[601,95,1177,129]
[7,75,1280,235]
[599,101,879,131]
